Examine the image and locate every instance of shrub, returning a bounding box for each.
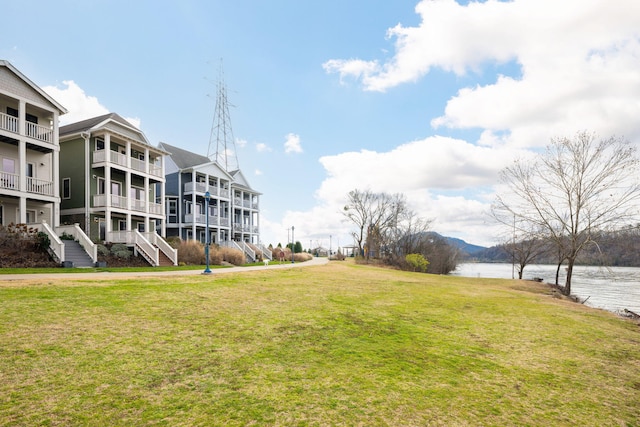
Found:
[177,240,205,265]
[35,232,51,251]
[294,252,313,262]
[97,244,110,257]
[405,253,429,272]
[220,246,246,266]
[165,236,182,249]
[110,243,131,259]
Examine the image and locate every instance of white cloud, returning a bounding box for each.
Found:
[324,0,640,148]
[43,80,109,125]
[255,169,263,176]
[43,80,142,129]
[236,138,248,148]
[256,142,272,152]
[284,133,303,154]
[308,135,526,246]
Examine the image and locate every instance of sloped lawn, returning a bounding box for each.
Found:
[0,262,638,426]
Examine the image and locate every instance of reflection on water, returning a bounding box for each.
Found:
[451,263,640,313]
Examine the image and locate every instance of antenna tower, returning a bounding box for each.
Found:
[207,60,238,171]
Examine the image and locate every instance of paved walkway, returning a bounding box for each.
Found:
[0,256,330,282]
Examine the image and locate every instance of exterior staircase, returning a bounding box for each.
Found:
[156,248,175,266]
[63,240,95,268]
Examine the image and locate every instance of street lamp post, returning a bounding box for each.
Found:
[203,191,212,274]
[291,226,295,263]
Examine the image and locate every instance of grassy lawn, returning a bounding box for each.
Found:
[0,261,639,426]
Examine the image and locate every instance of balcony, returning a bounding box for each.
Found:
[0,171,18,191]
[26,177,54,196]
[0,112,18,134]
[0,112,53,144]
[92,150,163,178]
[184,182,229,198]
[184,214,224,226]
[92,195,163,215]
[26,122,53,144]
[0,172,53,196]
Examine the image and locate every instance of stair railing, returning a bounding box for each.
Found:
[55,223,98,263]
[142,232,178,265]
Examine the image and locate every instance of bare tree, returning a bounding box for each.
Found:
[343,190,407,260]
[342,189,376,257]
[493,132,640,296]
[492,213,550,279]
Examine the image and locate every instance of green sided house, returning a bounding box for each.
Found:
[59,113,177,266]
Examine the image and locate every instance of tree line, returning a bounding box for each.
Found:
[342,189,460,274]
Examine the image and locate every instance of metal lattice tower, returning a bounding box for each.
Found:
[207,61,239,171]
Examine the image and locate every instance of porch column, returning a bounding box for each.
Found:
[105,163,111,240]
[52,148,60,227]
[191,170,197,240]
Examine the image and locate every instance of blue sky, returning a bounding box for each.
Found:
[3,0,639,248]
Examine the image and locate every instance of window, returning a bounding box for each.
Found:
[6,107,18,118]
[25,113,38,125]
[130,187,144,200]
[26,163,34,178]
[111,181,121,196]
[26,210,36,223]
[97,177,105,195]
[2,158,16,174]
[137,223,145,232]
[118,220,126,231]
[168,200,177,215]
[63,178,71,199]
[96,138,105,151]
[99,218,106,240]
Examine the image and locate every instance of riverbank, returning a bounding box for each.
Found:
[452,262,640,313]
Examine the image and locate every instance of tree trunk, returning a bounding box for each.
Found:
[555,262,562,286]
[563,259,574,296]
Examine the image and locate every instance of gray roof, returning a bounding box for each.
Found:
[59,112,135,137]
[159,142,211,169]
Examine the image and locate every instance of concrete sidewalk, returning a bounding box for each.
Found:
[0,256,330,282]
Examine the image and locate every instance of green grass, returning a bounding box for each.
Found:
[0,265,227,274]
[0,261,639,426]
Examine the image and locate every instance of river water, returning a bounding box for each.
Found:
[451,263,640,314]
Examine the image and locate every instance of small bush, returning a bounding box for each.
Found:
[97,244,110,257]
[110,243,131,259]
[35,232,50,251]
[405,253,429,272]
[220,246,246,265]
[294,252,313,262]
[177,240,205,265]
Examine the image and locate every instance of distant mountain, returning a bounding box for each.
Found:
[426,232,487,256]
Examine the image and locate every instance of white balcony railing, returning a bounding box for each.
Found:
[0,112,18,133]
[26,177,54,196]
[130,157,145,173]
[0,171,18,190]
[93,194,128,208]
[131,198,146,212]
[26,122,53,143]
[0,112,53,144]
[184,213,223,226]
[149,202,163,215]
[149,164,162,177]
